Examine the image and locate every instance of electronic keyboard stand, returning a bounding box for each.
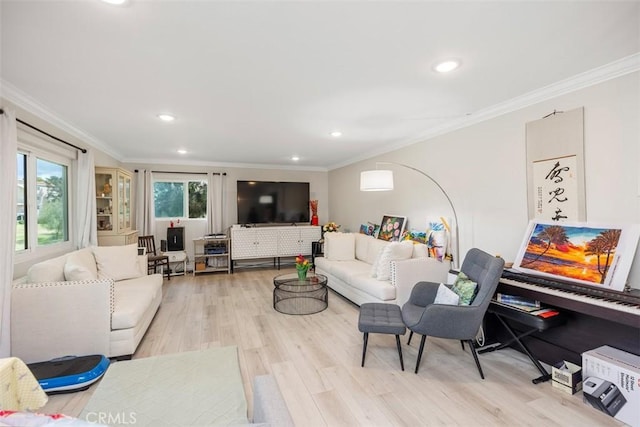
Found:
[478,302,567,384]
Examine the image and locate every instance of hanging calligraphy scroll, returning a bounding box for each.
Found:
[526,108,585,221]
[532,155,578,221]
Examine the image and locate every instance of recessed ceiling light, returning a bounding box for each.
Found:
[177,149,187,155]
[100,0,128,5]
[330,131,342,138]
[434,60,461,73]
[291,156,300,161]
[157,113,175,122]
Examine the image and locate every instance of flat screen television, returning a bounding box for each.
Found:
[237,181,310,225]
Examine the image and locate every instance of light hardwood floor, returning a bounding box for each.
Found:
[43,269,619,426]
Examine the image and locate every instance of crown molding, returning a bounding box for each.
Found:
[0,79,123,161]
[2,52,638,172]
[331,53,640,170]
[123,156,329,172]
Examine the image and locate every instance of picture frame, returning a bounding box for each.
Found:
[359,222,380,238]
[513,219,640,292]
[377,215,407,242]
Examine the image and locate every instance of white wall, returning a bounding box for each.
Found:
[328,72,640,288]
[3,97,124,279]
[123,162,329,266]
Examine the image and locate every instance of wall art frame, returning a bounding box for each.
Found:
[377,215,406,242]
[526,107,586,222]
[513,219,640,292]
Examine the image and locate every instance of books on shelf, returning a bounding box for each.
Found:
[529,308,561,318]
[491,295,561,317]
[492,300,541,312]
[496,293,541,308]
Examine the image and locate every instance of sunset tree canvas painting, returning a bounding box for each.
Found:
[514,220,640,291]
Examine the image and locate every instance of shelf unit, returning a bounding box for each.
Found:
[161,251,188,277]
[193,237,230,275]
[96,167,137,246]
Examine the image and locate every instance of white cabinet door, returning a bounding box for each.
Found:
[277,228,300,257]
[231,228,279,260]
[277,226,321,257]
[255,228,278,258]
[231,228,256,260]
[298,227,321,255]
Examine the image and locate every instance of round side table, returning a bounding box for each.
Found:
[273,272,328,315]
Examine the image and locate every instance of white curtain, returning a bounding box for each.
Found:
[207,172,226,234]
[136,169,155,236]
[0,109,18,357]
[75,149,97,248]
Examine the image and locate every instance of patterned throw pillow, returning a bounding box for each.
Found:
[451,272,478,305]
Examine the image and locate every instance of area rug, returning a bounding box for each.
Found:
[79,346,248,426]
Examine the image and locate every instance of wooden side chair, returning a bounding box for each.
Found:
[138,235,170,280]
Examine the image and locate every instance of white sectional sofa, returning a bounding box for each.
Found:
[11,244,163,363]
[315,232,451,307]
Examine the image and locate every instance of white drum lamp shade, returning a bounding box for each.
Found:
[360,170,394,191]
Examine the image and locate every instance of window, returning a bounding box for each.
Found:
[154,179,207,219]
[36,158,69,245]
[16,141,72,257]
[16,153,26,251]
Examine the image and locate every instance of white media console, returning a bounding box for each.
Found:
[230,225,321,265]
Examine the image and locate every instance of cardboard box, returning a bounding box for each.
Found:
[552,361,582,395]
[582,346,640,427]
[195,262,206,271]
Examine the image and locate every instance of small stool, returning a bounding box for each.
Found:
[358,303,406,371]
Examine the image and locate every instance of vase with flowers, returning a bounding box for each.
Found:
[322,222,340,233]
[295,254,312,281]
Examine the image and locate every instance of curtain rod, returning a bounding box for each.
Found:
[135,170,227,176]
[0,108,87,153]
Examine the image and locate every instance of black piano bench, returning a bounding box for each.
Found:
[479,302,567,384]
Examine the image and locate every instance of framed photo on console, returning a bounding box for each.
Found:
[513,220,640,292]
[377,215,406,242]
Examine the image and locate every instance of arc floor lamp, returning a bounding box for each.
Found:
[360,161,460,269]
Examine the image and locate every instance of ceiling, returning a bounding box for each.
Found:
[1,1,638,170]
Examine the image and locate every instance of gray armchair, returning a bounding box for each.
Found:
[401,248,505,377]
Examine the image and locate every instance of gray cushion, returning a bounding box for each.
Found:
[358,303,406,335]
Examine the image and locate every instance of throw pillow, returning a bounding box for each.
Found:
[324,233,355,261]
[64,248,98,281]
[366,238,388,265]
[354,233,370,261]
[375,240,414,281]
[451,272,478,305]
[412,243,429,258]
[434,283,460,305]
[26,255,67,283]
[93,243,142,281]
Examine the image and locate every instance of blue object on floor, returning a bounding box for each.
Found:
[28,355,110,394]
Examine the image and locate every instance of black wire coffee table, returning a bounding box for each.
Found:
[273,272,328,315]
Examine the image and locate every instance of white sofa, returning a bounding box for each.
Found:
[315,233,451,307]
[11,244,163,363]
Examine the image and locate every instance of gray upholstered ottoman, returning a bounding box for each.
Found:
[358,303,406,371]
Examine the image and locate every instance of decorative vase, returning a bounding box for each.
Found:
[297,268,308,281]
[311,214,318,226]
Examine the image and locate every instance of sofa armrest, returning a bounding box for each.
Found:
[391,257,451,307]
[137,254,148,276]
[11,279,113,363]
